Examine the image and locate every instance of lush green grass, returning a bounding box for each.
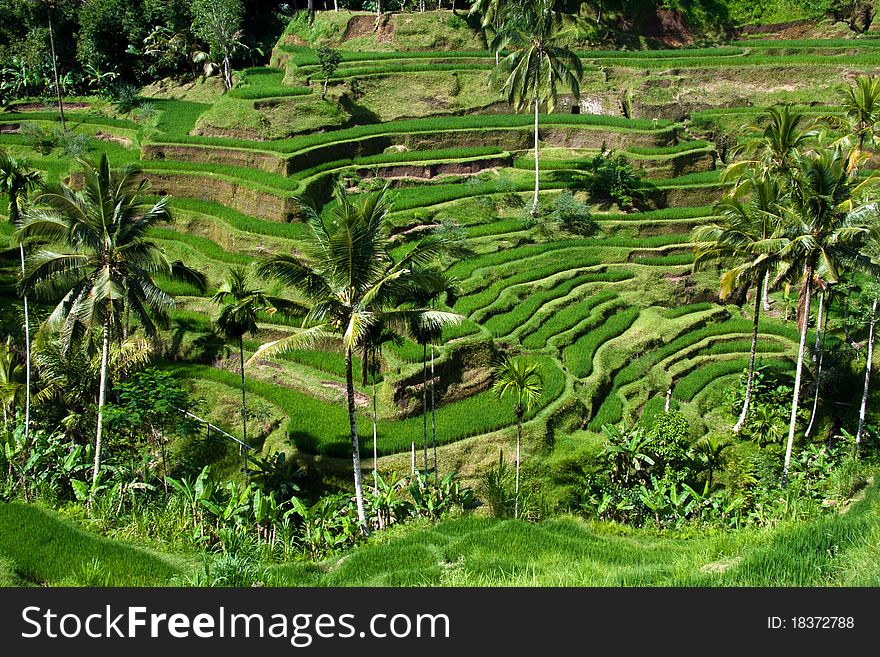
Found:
[326,62,496,79]
[356,146,503,165]
[174,355,565,457]
[521,290,621,350]
[0,112,139,130]
[0,503,182,586]
[482,270,634,339]
[674,357,793,402]
[733,38,880,49]
[562,308,641,378]
[149,112,678,152]
[626,140,713,156]
[271,480,880,585]
[601,53,880,69]
[662,302,716,319]
[164,198,311,240]
[7,484,879,587]
[229,66,312,99]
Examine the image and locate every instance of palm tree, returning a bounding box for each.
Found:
[492,355,544,519]
[490,0,582,215]
[0,336,25,430]
[32,330,153,442]
[0,150,41,440]
[775,149,877,485]
[212,267,291,456]
[692,178,785,432]
[822,75,880,174]
[0,151,42,226]
[17,154,205,498]
[250,184,460,533]
[726,105,817,187]
[469,0,507,63]
[690,434,732,489]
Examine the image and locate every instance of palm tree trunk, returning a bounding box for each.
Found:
[515,405,522,520]
[92,317,111,499]
[19,242,30,441]
[812,287,825,361]
[123,280,130,340]
[783,264,813,487]
[345,346,369,534]
[804,327,825,439]
[372,378,378,490]
[422,343,428,471]
[431,344,437,482]
[733,280,762,433]
[238,337,247,446]
[805,288,827,438]
[762,270,772,312]
[856,296,877,446]
[532,89,540,215]
[47,9,66,132]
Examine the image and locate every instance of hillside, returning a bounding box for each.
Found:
[1,5,879,588]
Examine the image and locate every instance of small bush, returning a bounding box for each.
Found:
[113,83,141,114]
[547,190,598,235]
[587,149,642,208]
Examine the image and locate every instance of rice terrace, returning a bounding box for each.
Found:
[1,0,880,588]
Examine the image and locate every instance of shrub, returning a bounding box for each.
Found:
[19,122,58,154]
[547,190,598,235]
[113,82,141,114]
[587,149,642,208]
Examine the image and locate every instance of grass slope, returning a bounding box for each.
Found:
[0,503,183,586]
[271,478,880,586]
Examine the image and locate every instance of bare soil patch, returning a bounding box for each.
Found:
[95,131,132,148]
[12,102,90,111]
[322,381,370,408]
[343,14,396,43]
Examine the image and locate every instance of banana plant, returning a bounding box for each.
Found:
[167,465,214,536]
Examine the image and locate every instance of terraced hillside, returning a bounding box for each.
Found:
[4,10,876,484]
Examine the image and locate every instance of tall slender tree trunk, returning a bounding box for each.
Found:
[514,405,522,520]
[532,88,540,216]
[19,242,29,441]
[92,317,111,499]
[431,344,437,482]
[804,288,826,438]
[223,51,233,90]
[47,10,66,131]
[345,346,369,534]
[856,297,877,445]
[239,337,248,479]
[762,270,772,312]
[812,287,825,361]
[783,265,813,487]
[422,343,428,471]
[372,378,378,490]
[734,280,762,433]
[123,280,130,340]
